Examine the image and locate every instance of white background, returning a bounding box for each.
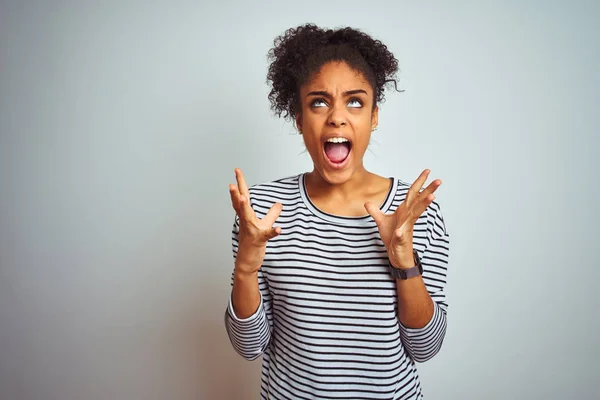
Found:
[1,1,598,399]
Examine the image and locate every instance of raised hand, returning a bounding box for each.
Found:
[365,169,441,269]
[229,168,283,275]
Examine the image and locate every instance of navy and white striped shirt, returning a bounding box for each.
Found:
[225,173,450,399]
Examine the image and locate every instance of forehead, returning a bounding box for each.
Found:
[302,61,372,93]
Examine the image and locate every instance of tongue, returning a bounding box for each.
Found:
[325,143,350,163]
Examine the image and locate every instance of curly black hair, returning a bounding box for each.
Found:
[266,23,400,120]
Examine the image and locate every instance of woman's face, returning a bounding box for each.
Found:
[296,61,378,186]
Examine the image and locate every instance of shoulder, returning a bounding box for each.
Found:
[246,174,303,214]
[248,174,301,194]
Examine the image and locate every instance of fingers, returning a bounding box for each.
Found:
[407,169,443,205]
[230,177,283,242]
[416,175,441,214]
[229,184,253,221]
[238,193,255,224]
[364,201,385,225]
[261,205,283,241]
[420,178,442,198]
[412,192,436,221]
[229,184,241,214]
[406,169,431,204]
[263,202,283,227]
[235,168,250,198]
[231,169,255,223]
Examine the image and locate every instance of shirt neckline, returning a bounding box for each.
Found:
[298,173,397,226]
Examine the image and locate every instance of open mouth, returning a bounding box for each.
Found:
[324,137,352,165]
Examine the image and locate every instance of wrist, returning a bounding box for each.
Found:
[388,249,423,280]
[233,267,259,280]
[390,252,416,270]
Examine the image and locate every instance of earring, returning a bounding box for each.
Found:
[372,126,378,132]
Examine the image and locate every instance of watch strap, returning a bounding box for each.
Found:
[388,249,423,280]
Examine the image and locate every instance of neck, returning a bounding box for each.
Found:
[305,166,372,200]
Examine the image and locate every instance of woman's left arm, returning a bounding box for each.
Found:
[365,169,450,363]
[395,203,450,362]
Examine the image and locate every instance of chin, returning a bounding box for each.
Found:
[315,163,356,186]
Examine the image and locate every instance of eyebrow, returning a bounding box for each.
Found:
[306,89,368,98]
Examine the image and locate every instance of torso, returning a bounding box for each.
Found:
[244,173,430,399]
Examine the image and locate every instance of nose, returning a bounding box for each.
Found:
[327,105,347,127]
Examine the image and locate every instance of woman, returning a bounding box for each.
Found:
[224,23,450,400]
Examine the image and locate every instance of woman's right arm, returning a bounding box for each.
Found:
[224,169,282,361]
[231,271,261,318]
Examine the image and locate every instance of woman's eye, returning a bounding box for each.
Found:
[311,99,327,108]
[348,98,363,108]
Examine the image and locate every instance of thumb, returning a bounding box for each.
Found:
[364,202,385,226]
[263,226,282,241]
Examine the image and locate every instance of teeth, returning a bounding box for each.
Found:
[326,137,349,144]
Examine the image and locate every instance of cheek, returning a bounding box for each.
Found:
[352,117,374,146]
[299,117,323,151]
[302,135,322,154]
[355,135,372,153]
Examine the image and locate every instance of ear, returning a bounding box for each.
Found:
[371,105,379,131]
[295,112,303,133]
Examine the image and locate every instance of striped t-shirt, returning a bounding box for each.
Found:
[225,173,450,399]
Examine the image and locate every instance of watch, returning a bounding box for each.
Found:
[388,249,423,280]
